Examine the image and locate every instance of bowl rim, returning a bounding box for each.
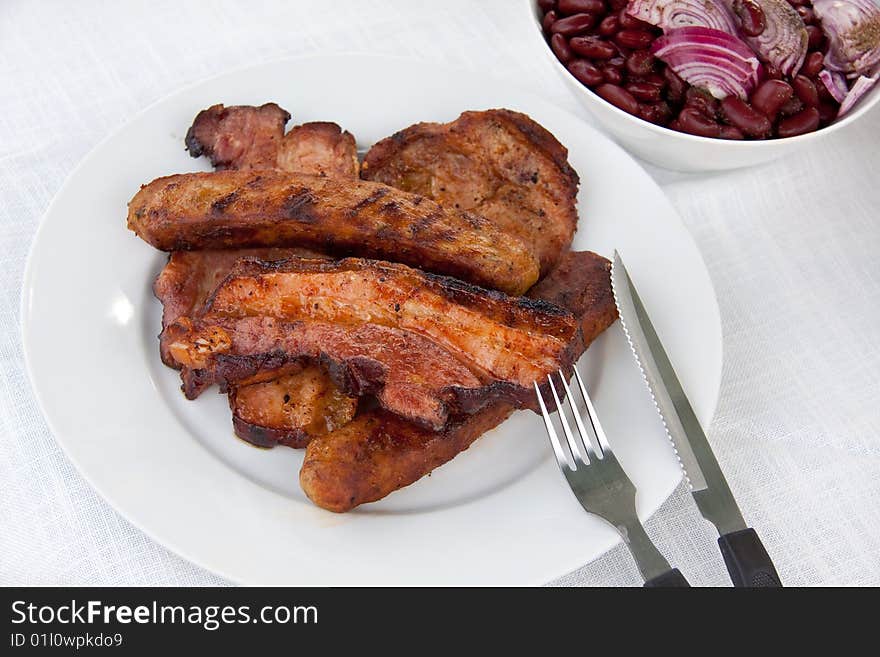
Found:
[525,0,880,148]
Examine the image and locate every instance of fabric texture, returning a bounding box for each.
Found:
[1,0,878,586]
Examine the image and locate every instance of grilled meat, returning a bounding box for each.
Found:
[300,251,617,511]
[185,103,359,177]
[128,170,541,295]
[229,367,357,448]
[154,248,316,367]
[299,403,515,512]
[164,255,580,428]
[361,109,578,275]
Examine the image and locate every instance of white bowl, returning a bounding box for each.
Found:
[526,0,880,172]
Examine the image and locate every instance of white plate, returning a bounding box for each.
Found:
[21,55,721,585]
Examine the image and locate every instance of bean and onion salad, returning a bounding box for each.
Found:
[540,0,868,139]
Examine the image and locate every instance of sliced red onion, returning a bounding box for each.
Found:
[838,73,879,115]
[651,26,762,99]
[740,0,809,77]
[625,0,739,33]
[813,0,880,77]
[819,69,850,102]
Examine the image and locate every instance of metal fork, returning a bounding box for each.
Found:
[536,367,689,587]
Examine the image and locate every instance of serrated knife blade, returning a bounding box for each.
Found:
[610,251,782,586]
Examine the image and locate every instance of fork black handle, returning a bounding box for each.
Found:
[718,528,782,587]
[643,568,690,588]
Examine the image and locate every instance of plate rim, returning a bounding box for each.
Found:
[20,53,722,585]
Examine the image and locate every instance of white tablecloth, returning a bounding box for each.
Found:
[2,0,878,586]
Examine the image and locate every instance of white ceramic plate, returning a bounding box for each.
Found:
[21,54,721,585]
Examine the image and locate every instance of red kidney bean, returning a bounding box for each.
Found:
[550,33,574,63]
[638,72,666,88]
[733,0,767,37]
[720,96,772,138]
[685,87,720,119]
[779,95,804,116]
[595,83,640,114]
[663,66,687,104]
[816,79,834,102]
[542,10,558,32]
[607,55,625,68]
[568,59,605,86]
[765,64,783,80]
[793,75,819,107]
[598,15,620,36]
[602,66,624,84]
[806,25,824,49]
[777,106,820,137]
[626,50,655,76]
[552,13,597,36]
[638,101,672,125]
[615,29,654,50]
[627,81,663,101]
[610,0,628,10]
[569,36,616,58]
[559,0,606,14]
[538,0,557,11]
[750,79,794,119]
[787,0,807,5]
[818,102,838,124]
[719,125,746,139]
[796,6,815,24]
[801,51,824,78]
[677,108,722,137]
[668,118,683,131]
[618,9,652,29]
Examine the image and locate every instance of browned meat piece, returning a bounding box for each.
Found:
[128,170,541,296]
[361,109,579,275]
[527,250,618,351]
[299,403,515,512]
[185,103,359,178]
[166,316,485,429]
[166,108,361,444]
[229,367,357,448]
[153,248,316,367]
[300,251,617,512]
[163,256,580,428]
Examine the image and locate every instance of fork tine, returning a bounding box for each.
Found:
[557,369,597,463]
[547,374,584,469]
[534,381,576,471]
[572,366,612,456]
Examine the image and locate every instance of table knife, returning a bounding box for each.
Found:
[610,251,782,587]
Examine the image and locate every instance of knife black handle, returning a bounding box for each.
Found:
[643,568,690,588]
[718,528,782,587]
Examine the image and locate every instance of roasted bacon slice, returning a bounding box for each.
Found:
[300,251,617,511]
[361,109,579,275]
[154,248,317,367]
[164,256,580,428]
[128,170,541,296]
[185,103,359,178]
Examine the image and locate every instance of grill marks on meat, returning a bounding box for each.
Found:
[128,170,541,296]
[300,251,617,512]
[171,105,364,444]
[166,315,486,429]
[164,256,580,429]
[204,257,578,386]
[361,109,579,276]
[185,103,359,178]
